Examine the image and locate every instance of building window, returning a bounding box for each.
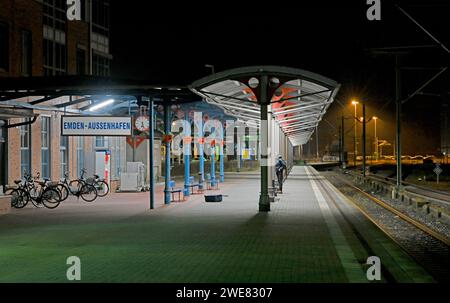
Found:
[110,137,122,178]
[43,0,67,31]
[41,117,51,179]
[21,30,32,76]
[92,54,110,76]
[76,137,85,178]
[80,0,86,21]
[76,48,86,75]
[60,135,69,178]
[44,39,66,76]
[43,0,67,76]
[95,136,108,148]
[0,23,9,71]
[92,0,110,36]
[20,121,31,177]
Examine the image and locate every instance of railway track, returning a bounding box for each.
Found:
[348,170,450,204]
[319,170,450,282]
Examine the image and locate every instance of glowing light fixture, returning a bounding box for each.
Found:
[89,99,115,112]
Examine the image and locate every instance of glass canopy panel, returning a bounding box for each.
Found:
[190,66,340,146]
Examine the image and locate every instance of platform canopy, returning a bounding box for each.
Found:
[0,75,198,116]
[190,66,340,146]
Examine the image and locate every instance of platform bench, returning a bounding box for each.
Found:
[188,176,202,194]
[168,180,184,201]
[205,174,219,190]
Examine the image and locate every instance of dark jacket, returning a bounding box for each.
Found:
[275,159,287,173]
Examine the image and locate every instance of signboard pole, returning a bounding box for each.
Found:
[149,97,155,210]
[434,163,443,185]
[163,103,171,204]
[184,110,191,197]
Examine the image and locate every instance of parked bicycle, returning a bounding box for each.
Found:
[9,172,61,209]
[7,176,29,208]
[80,168,109,197]
[57,171,98,202]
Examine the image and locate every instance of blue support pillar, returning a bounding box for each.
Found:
[149,97,155,209]
[184,152,190,196]
[219,139,225,183]
[197,113,205,190]
[163,103,171,204]
[211,144,216,187]
[184,111,191,197]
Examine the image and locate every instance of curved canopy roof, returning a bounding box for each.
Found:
[190,66,340,146]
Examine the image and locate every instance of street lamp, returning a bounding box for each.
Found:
[373,116,378,161]
[352,100,359,166]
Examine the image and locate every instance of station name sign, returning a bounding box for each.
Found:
[61,116,132,136]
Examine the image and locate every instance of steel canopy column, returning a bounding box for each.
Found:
[236,135,241,172]
[259,75,270,212]
[163,103,171,204]
[316,126,319,160]
[149,97,155,209]
[267,108,274,188]
[219,132,225,183]
[184,110,191,197]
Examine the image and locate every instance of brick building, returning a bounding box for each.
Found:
[0,0,124,190]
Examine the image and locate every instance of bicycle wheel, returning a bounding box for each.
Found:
[42,188,61,209]
[80,184,97,202]
[94,180,109,197]
[57,184,69,202]
[69,180,82,192]
[11,188,29,209]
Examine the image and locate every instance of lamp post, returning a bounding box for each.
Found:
[373,116,378,162]
[352,100,359,167]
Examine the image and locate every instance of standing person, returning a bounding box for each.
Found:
[275,155,287,193]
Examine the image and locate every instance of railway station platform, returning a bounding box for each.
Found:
[0,166,433,282]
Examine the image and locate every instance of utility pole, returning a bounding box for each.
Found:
[362,102,367,177]
[338,125,342,163]
[352,101,359,167]
[395,55,402,190]
[341,115,345,168]
[374,117,378,161]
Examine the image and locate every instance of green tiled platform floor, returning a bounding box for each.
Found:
[0,166,432,282]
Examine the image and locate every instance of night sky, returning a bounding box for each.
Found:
[110,0,449,155]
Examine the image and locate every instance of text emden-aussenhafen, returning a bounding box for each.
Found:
[63,121,131,130]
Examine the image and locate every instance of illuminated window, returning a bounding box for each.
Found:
[21,30,32,76]
[60,135,68,178]
[20,120,31,177]
[41,117,51,179]
[76,137,85,178]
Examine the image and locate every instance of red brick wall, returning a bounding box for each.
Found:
[0,0,43,77]
[7,119,21,185]
[67,20,89,75]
